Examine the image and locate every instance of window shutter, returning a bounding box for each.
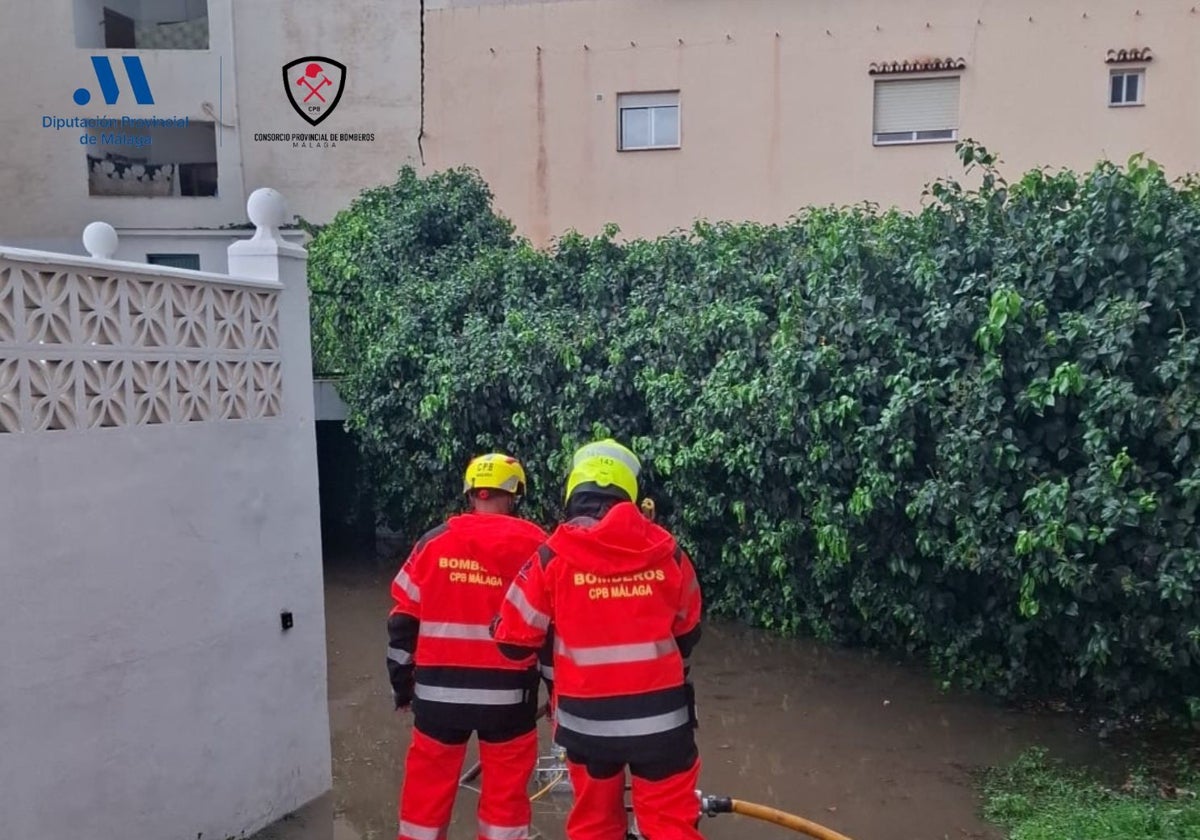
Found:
[873,77,960,134]
[618,91,679,109]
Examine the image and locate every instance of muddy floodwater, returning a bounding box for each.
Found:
[260,564,1123,840]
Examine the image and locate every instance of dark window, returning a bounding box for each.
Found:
[1109,70,1145,106]
[146,253,201,271]
[178,163,219,197]
[103,7,136,48]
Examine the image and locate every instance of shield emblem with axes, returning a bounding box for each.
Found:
[282,56,346,126]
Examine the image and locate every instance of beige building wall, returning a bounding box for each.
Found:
[423,0,1200,245]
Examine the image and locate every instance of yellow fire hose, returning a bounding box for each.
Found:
[529,769,566,802]
[700,794,855,840]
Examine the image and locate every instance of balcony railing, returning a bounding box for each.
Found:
[87,156,217,198]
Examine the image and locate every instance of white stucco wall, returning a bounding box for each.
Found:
[230,0,422,225]
[0,196,331,840]
[4,0,245,238]
[109,229,309,273]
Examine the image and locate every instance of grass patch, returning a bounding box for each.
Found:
[982,748,1200,839]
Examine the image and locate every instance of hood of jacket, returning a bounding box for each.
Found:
[548,501,676,575]
[445,512,546,578]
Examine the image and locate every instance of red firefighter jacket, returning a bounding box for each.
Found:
[388,511,549,731]
[491,501,703,763]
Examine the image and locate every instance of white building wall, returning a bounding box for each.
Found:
[0,192,331,840]
[1,0,421,248]
[230,0,422,225]
[110,229,308,273]
[3,0,245,239]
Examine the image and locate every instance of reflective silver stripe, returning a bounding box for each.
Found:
[393,569,421,603]
[573,441,641,475]
[556,706,690,737]
[398,820,441,840]
[414,684,526,705]
[506,586,550,631]
[478,820,528,840]
[556,637,676,666]
[419,622,493,641]
[539,663,554,681]
[388,647,413,665]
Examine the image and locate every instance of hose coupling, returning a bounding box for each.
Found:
[697,791,733,817]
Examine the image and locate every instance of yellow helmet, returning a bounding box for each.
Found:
[463,453,527,496]
[565,438,640,503]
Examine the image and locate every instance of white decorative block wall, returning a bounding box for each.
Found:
[0,262,282,433]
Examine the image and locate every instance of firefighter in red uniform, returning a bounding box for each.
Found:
[388,453,550,840]
[491,439,704,840]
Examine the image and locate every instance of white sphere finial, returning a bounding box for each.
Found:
[83,222,119,260]
[246,188,288,240]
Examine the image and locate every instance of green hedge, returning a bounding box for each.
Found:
[309,144,1200,723]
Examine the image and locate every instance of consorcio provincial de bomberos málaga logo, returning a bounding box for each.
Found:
[253,55,375,149]
[43,56,192,148]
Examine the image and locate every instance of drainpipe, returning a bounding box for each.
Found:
[418,0,426,165]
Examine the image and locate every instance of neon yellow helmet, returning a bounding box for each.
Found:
[463,453,527,496]
[565,438,640,503]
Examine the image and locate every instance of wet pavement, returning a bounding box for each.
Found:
[259,563,1122,840]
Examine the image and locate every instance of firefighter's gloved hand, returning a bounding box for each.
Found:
[392,674,415,710]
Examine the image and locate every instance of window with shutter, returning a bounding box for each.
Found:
[872,77,960,146]
[618,92,681,151]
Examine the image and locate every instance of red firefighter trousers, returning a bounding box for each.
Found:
[564,753,703,840]
[398,724,538,840]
